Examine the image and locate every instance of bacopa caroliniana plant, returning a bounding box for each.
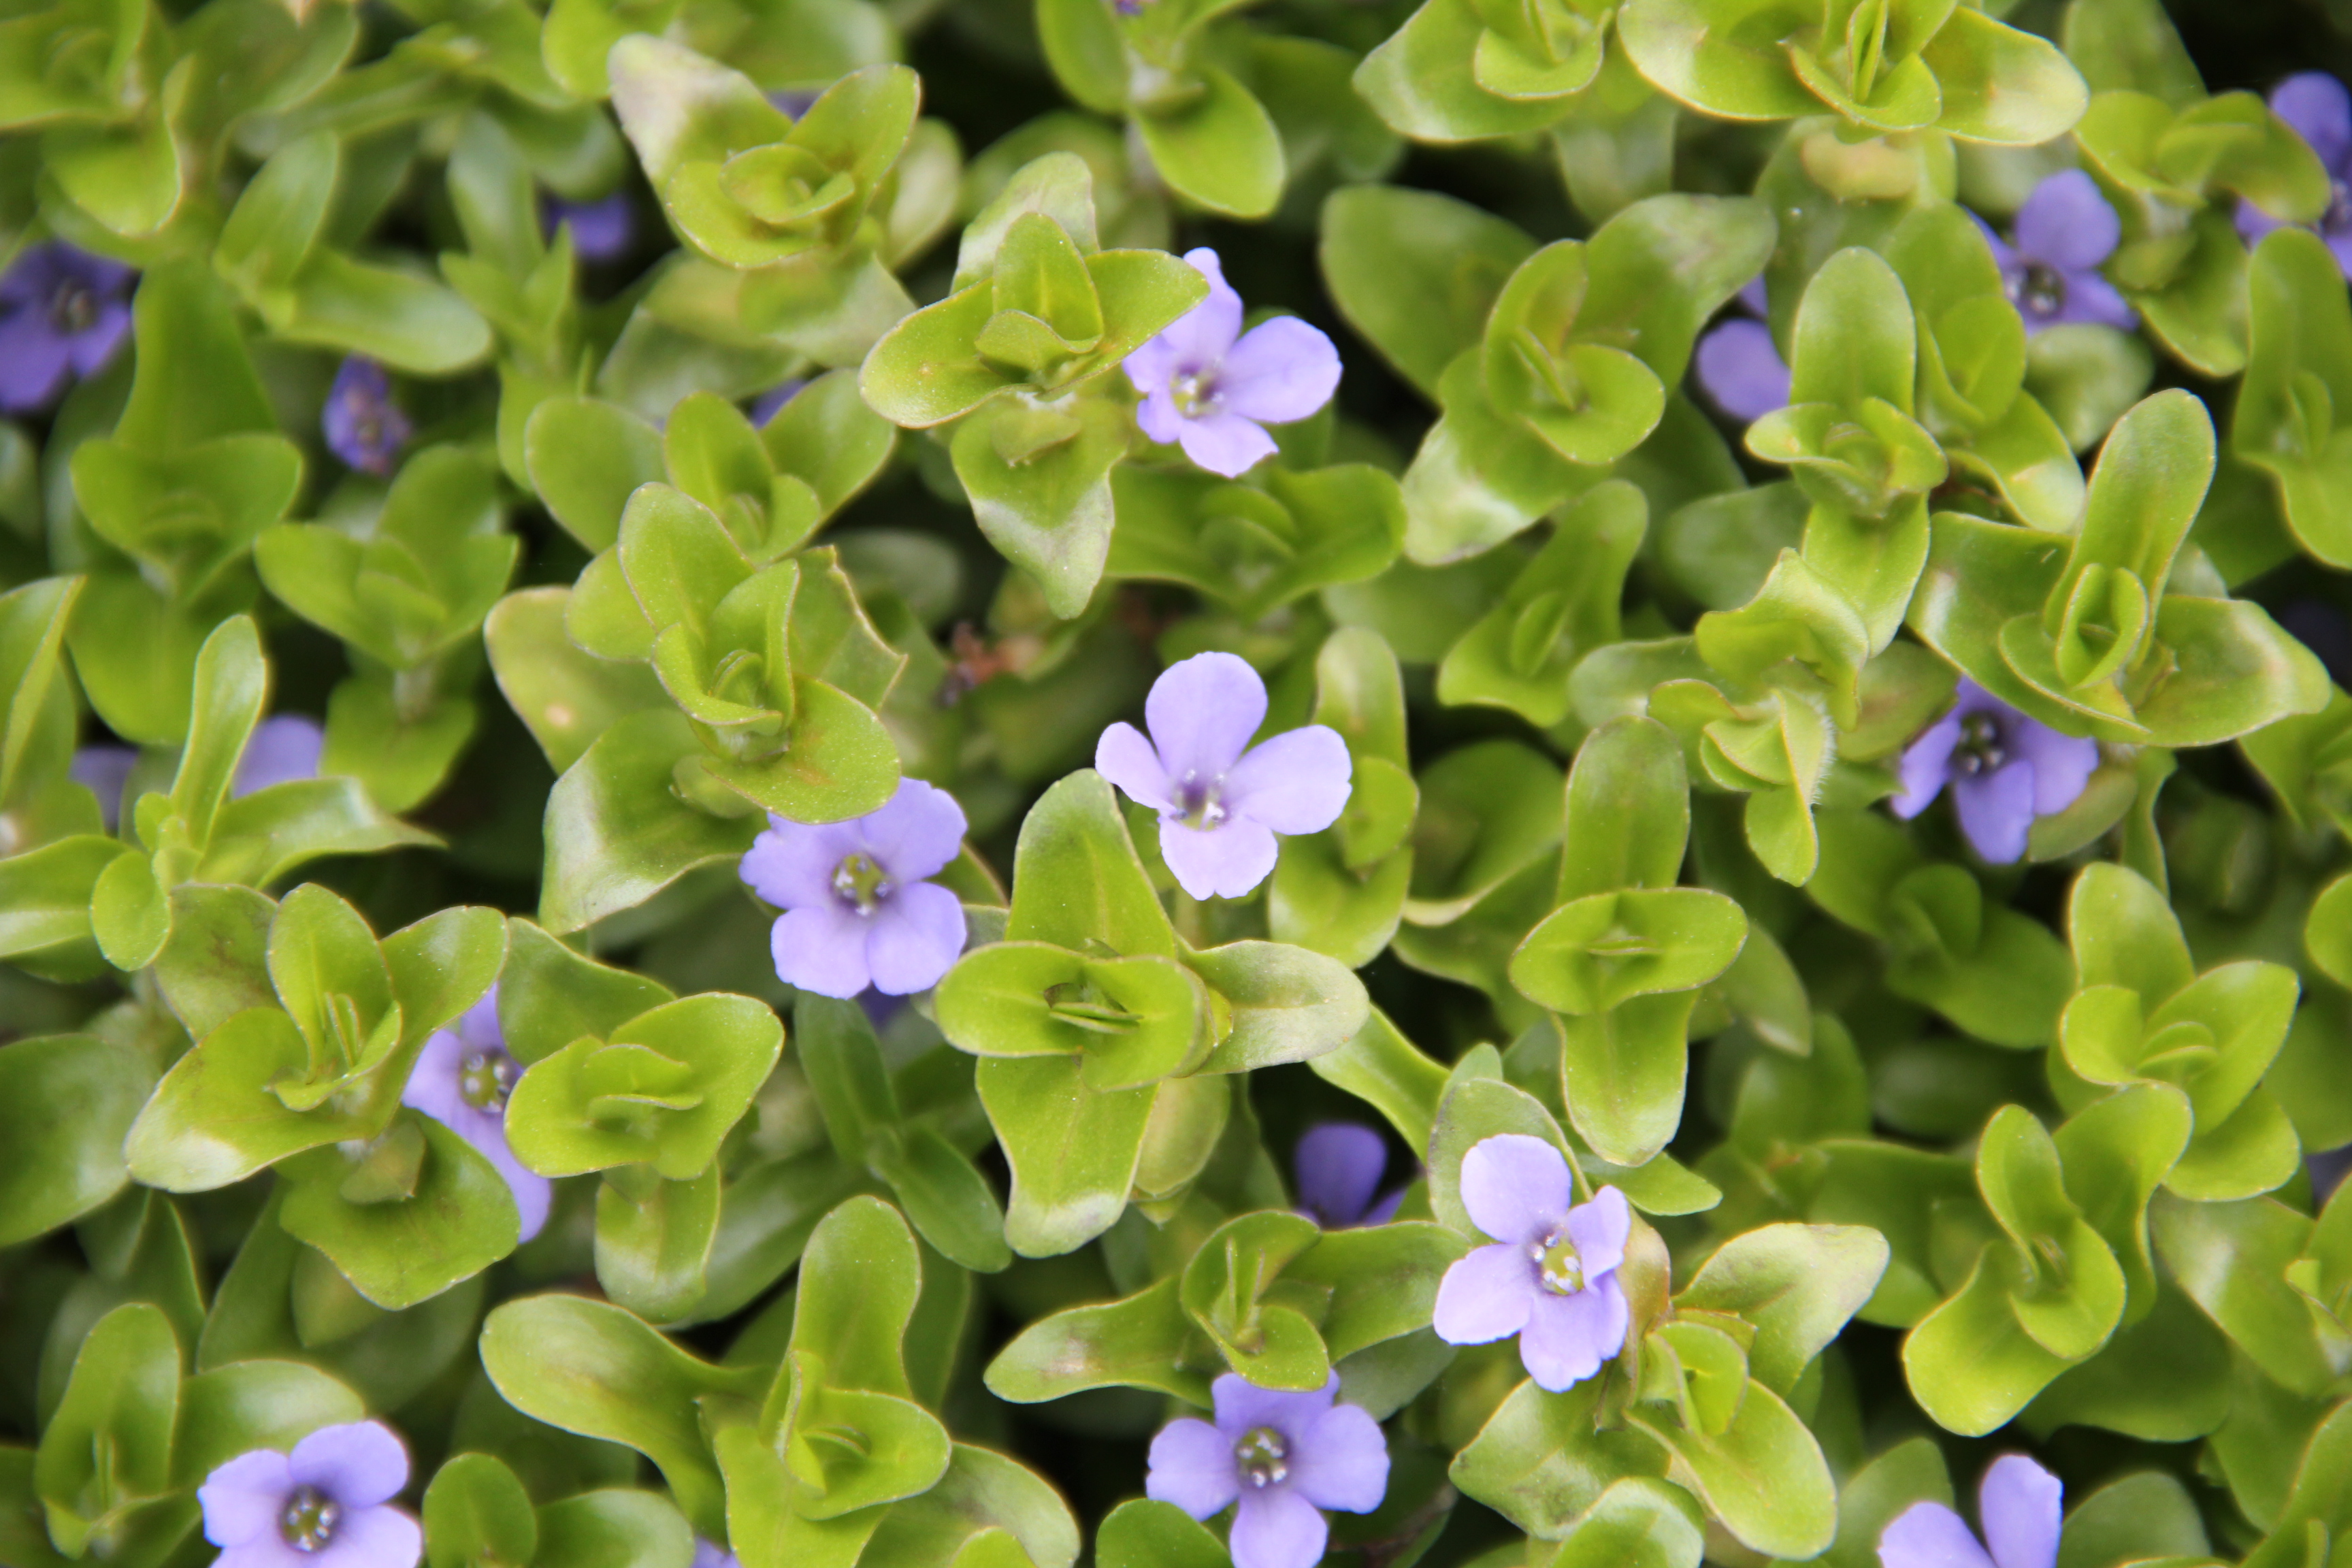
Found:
[5,1,2352,1567]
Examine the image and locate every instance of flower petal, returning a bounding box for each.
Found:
[289,1421,409,1508]
[772,904,873,998]
[1145,1416,1241,1519]
[1459,1132,1571,1245]
[1978,1454,2063,1568]
[1155,248,1246,372]
[1126,336,1183,400]
[2048,272,2137,333]
[1134,385,1188,446]
[1565,1185,1630,1279]
[1176,408,1279,478]
[1096,721,1176,813]
[1209,1371,1338,1441]
[2011,719,2098,817]
[71,744,137,832]
[65,303,131,378]
[1218,316,1341,425]
[1145,651,1268,784]
[1224,725,1352,836]
[853,777,968,883]
[1290,1401,1389,1514]
[1693,319,1792,423]
[1518,1275,1628,1391]
[2236,197,2291,249]
[1295,1123,1388,1228]
[201,1450,294,1546]
[741,817,862,911]
[1879,1501,1999,1568]
[2273,72,2352,174]
[0,308,74,412]
[316,1503,422,1568]
[235,716,325,797]
[1431,1242,1536,1345]
[2014,171,2121,272]
[864,879,966,996]
[1158,817,1279,901]
[1952,760,2038,864]
[1229,1486,1328,1568]
[399,1030,470,1128]
[1891,712,1963,819]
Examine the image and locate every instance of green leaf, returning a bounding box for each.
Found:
[423,1453,538,1568]
[0,1034,158,1245]
[1673,1224,1889,1395]
[1133,67,1284,220]
[1320,185,1537,400]
[480,1293,765,1540]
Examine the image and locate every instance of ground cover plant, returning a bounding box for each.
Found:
[5,0,2352,1564]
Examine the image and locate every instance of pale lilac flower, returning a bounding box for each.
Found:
[1979,172,2137,334]
[543,193,635,265]
[401,987,551,1242]
[751,378,805,426]
[1146,1373,1388,1568]
[740,777,970,999]
[235,715,325,796]
[1880,1455,2061,1568]
[768,88,821,118]
[1694,276,1791,423]
[71,744,137,832]
[1432,1135,1629,1392]
[1096,652,1352,900]
[2238,74,2352,276]
[1296,1124,1405,1229]
[1890,681,2097,864]
[1124,249,1341,478]
[198,1420,421,1568]
[0,243,133,414]
[322,358,412,478]
[690,1540,742,1568]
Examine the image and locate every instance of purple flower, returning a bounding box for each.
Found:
[750,378,806,426]
[1145,1373,1388,1568]
[1694,320,1792,423]
[543,192,636,265]
[198,1420,421,1568]
[1124,249,1341,478]
[2239,74,2352,276]
[1980,172,2137,334]
[740,777,970,999]
[400,987,551,1242]
[1880,1455,2061,1568]
[1295,1123,1405,1228]
[768,88,821,118]
[1431,1134,1630,1392]
[0,243,134,414]
[235,715,325,796]
[71,744,138,832]
[322,358,412,478]
[1096,652,1352,901]
[691,1541,741,1568]
[1890,681,2098,864]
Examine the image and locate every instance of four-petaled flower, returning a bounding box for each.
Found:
[199,1420,421,1568]
[401,985,551,1241]
[1295,1122,1405,1229]
[1097,651,1352,900]
[1980,172,2136,335]
[740,777,971,999]
[1693,276,1791,424]
[1124,248,1341,478]
[323,358,413,478]
[0,242,135,415]
[543,192,636,265]
[2238,73,2352,277]
[1880,1455,2061,1568]
[1146,1373,1389,1568]
[1891,681,2097,864]
[1432,1134,1630,1392]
